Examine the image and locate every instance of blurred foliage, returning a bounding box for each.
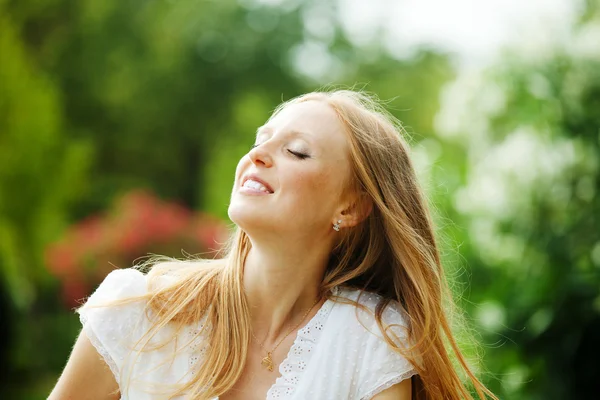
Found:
[0,1,92,311]
[0,0,598,398]
[433,6,600,398]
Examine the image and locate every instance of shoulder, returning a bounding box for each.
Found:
[76,267,152,336]
[75,268,151,386]
[333,287,417,400]
[335,287,411,342]
[79,268,148,309]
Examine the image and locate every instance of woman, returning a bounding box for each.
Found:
[49,90,497,399]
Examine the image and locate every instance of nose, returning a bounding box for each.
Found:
[248,143,273,168]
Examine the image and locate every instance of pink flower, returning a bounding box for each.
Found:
[45,189,226,308]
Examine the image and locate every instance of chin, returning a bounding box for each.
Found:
[228,202,269,231]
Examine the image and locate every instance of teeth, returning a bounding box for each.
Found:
[243,179,270,193]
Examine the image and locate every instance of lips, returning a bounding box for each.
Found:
[241,173,274,193]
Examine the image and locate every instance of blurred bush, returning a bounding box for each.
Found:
[45,190,229,308]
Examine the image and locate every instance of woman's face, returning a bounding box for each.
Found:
[228,100,353,236]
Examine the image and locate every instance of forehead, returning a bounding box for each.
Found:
[261,100,349,154]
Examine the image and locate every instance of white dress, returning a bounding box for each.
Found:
[78,268,417,400]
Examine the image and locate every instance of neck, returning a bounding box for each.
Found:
[242,232,332,345]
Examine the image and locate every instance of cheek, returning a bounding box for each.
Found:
[290,168,339,204]
[234,156,250,184]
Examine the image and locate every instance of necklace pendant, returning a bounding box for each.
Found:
[261,352,274,372]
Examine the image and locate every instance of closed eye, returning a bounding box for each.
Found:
[250,143,310,159]
[288,150,310,160]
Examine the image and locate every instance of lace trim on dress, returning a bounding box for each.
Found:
[265,286,339,399]
[360,369,418,400]
[187,317,210,375]
[79,312,122,385]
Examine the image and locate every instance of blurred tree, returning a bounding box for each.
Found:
[0,0,93,310]
[0,2,92,394]
[19,0,309,215]
[433,4,600,398]
[9,0,453,218]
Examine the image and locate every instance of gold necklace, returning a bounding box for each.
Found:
[250,296,322,372]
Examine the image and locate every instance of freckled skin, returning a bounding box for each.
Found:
[228,100,353,238]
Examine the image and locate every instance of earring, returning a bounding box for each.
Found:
[333,219,342,232]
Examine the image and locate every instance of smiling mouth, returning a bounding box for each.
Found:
[241,179,274,194]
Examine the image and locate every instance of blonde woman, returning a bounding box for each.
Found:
[50,90,497,400]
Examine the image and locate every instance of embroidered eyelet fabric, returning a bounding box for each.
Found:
[78,268,417,400]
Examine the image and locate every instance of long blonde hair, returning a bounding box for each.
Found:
[89,90,497,399]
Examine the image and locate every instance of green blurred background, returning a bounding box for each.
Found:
[1,0,599,398]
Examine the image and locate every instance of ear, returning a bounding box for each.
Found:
[337,192,373,229]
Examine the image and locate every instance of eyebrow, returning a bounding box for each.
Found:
[255,126,314,140]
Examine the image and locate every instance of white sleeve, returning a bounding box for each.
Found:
[76,268,149,385]
[357,303,417,400]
